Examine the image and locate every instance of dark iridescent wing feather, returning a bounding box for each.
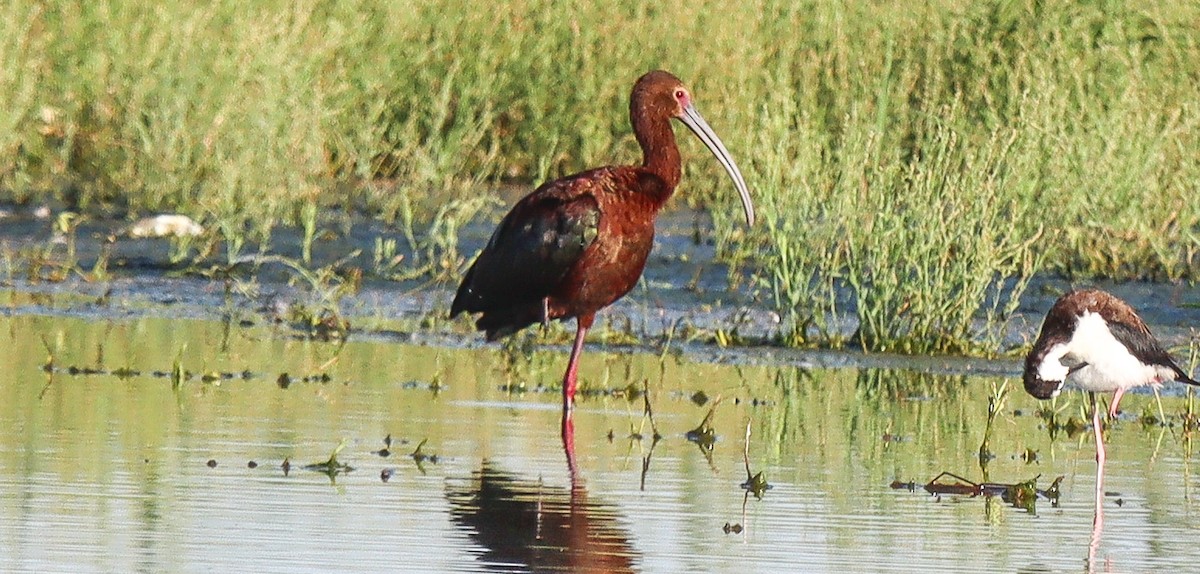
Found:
[451,172,604,339]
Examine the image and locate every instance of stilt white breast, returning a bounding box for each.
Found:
[1041,311,1171,394]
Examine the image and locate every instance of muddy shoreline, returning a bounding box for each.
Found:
[2,209,1197,384]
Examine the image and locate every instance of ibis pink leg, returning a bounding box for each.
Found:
[561,315,593,411]
[561,409,578,478]
[560,314,593,478]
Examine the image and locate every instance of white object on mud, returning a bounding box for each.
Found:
[128,214,204,238]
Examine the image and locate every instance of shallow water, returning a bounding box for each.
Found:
[2,312,1200,573]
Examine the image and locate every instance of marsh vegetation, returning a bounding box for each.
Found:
[2,1,1198,354]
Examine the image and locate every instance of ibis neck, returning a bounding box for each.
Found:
[634,113,682,192]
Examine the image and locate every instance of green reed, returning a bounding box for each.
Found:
[1,1,1197,355]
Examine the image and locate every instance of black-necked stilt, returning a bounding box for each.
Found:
[1023,288,1198,464]
[1023,288,1197,557]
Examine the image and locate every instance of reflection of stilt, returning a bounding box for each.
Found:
[1087,392,1106,573]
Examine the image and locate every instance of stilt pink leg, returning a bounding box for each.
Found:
[1109,387,1127,418]
[1093,393,1105,466]
[1090,393,1106,569]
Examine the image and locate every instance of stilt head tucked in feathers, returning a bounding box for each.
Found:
[1023,289,1197,400]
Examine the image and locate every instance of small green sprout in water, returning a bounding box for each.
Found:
[1182,388,1199,433]
[171,346,187,389]
[978,381,1008,469]
[685,402,718,450]
[304,439,355,477]
[111,367,140,381]
[40,335,55,373]
[740,419,770,499]
[1002,477,1039,513]
[1061,416,1088,439]
[411,438,439,473]
[643,379,661,442]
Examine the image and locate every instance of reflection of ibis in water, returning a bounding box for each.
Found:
[446,464,635,572]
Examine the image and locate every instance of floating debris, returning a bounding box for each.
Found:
[374,434,393,457]
[127,214,204,238]
[722,522,743,534]
[277,372,332,389]
[282,458,291,476]
[691,390,710,406]
[881,433,909,443]
[381,468,395,483]
[247,461,258,469]
[733,396,773,407]
[401,380,445,391]
[206,459,218,468]
[201,372,223,384]
[291,307,350,341]
[917,471,1063,511]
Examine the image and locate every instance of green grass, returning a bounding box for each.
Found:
[1,1,1198,356]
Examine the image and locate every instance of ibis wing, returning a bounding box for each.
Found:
[451,175,602,337]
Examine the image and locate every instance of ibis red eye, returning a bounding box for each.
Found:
[674,89,686,100]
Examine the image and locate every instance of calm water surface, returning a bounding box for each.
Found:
[1,313,1199,573]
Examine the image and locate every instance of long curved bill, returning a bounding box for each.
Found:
[679,105,755,227]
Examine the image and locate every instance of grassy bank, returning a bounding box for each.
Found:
[1,1,1198,354]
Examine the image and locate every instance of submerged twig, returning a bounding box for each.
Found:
[919,471,1062,511]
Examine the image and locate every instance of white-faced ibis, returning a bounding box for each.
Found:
[1023,288,1198,543]
[451,70,753,460]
